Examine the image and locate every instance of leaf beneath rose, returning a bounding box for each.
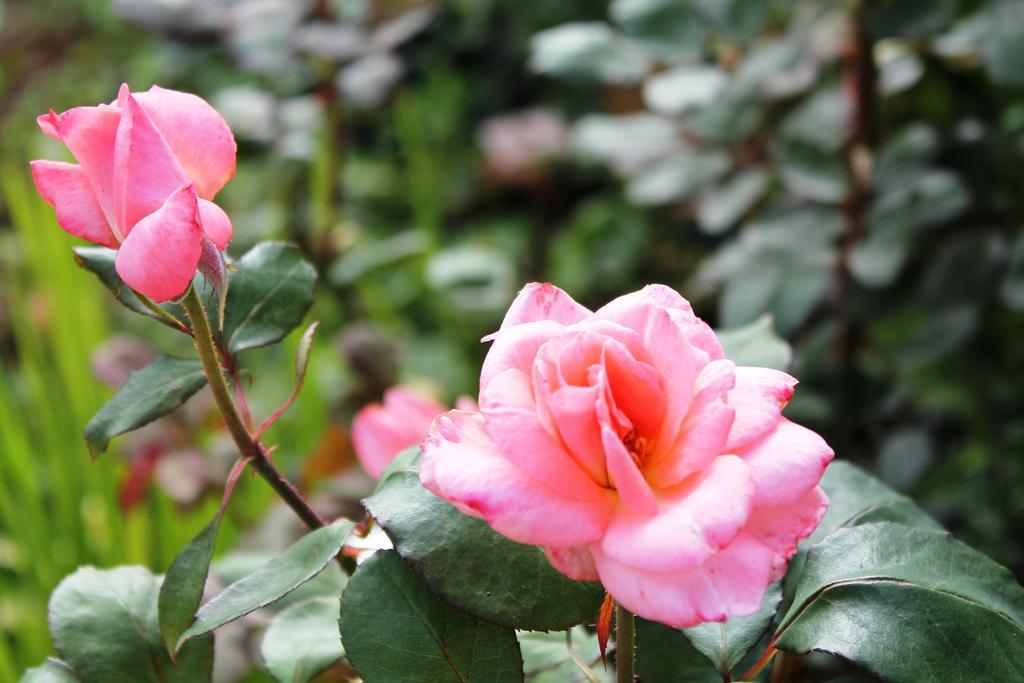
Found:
[261,597,344,683]
[364,449,605,630]
[682,582,782,677]
[774,522,1024,682]
[339,550,523,682]
[19,659,76,683]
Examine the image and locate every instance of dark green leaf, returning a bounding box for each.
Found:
[339,550,523,683]
[776,142,848,203]
[20,659,76,683]
[83,356,206,456]
[177,519,354,650]
[775,523,1024,682]
[634,619,719,683]
[261,597,344,683]
[683,582,782,676]
[364,453,604,630]
[696,169,769,234]
[159,516,220,656]
[866,0,959,38]
[716,315,792,370]
[625,152,730,206]
[529,23,650,84]
[48,566,213,683]
[222,242,317,353]
[984,3,1024,86]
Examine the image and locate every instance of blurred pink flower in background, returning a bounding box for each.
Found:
[421,283,833,628]
[353,386,475,479]
[31,84,236,302]
[477,108,567,183]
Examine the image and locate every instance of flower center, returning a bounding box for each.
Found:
[622,428,649,468]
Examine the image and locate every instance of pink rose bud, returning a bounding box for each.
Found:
[352,386,447,479]
[421,283,833,629]
[30,84,236,302]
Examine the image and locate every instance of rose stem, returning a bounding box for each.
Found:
[616,603,636,683]
[181,286,326,531]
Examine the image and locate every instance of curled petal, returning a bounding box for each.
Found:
[479,320,562,390]
[544,546,599,581]
[602,426,658,517]
[483,282,590,341]
[725,367,797,452]
[197,199,232,251]
[602,455,752,572]
[421,410,613,547]
[133,86,236,200]
[646,398,735,488]
[481,369,607,500]
[741,419,834,507]
[592,531,775,629]
[745,486,828,580]
[537,382,608,486]
[44,105,122,230]
[114,184,202,302]
[30,161,118,248]
[113,88,190,235]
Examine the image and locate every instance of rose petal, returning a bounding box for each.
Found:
[483,282,590,341]
[421,410,612,547]
[592,530,775,628]
[113,87,190,235]
[725,367,797,452]
[133,86,237,200]
[353,387,445,478]
[114,184,202,302]
[601,455,752,572]
[481,368,607,500]
[44,105,122,232]
[544,546,599,581]
[741,419,834,507]
[479,320,562,390]
[745,486,828,580]
[30,161,118,248]
[602,339,664,437]
[196,199,232,251]
[602,426,658,517]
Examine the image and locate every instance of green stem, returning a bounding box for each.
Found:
[180,287,326,531]
[616,604,635,683]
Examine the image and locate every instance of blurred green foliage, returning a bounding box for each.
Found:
[2,0,1024,680]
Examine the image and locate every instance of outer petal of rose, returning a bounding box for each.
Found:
[45,106,122,229]
[545,546,599,581]
[132,86,236,200]
[113,90,191,235]
[115,184,202,302]
[421,410,612,547]
[741,419,834,507]
[197,199,232,251]
[592,530,775,628]
[481,368,608,500]
[602,455,752,572]
[745,486,828,580]
[596,284,694,318]
[602,426,658,516]
[645,398,735,488]
[725,367,797,452]
[483,282,591,341]
[386,387,447,423]
[595,302,697,452]
[480,320,562,390]
[30,161,118,248]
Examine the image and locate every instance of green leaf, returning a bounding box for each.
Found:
[716,315,792,370]
[529,22,650,84]
[683,582,782,676]
[364,453,605,630]
[696,169,770,234]
[625,152,730,206]
[176,519,354,650]
[20,659,77,683]
[774,523,1024,682]
[776,141,848,203]
[634,619,719,683]
[159,516,220,656]
[610,0,704,60]
[339,550,523,682]
[261,597,344,683]
[519,628,607,683]
[643,66,727,116]
[83,355,206,456]
[985,3,1024,86]
[222,242,317,354]
[48,566,213,683]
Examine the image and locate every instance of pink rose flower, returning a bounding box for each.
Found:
[421,283,833,628]
[30,84,236,302]
[353,386,449,479]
